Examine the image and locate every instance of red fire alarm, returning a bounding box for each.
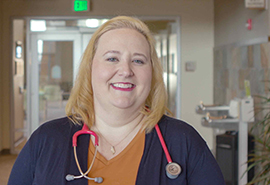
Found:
[247,19,252,30]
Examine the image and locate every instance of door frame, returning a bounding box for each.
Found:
[28,32,81,135]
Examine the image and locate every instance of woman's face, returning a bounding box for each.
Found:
[91,28,152,113]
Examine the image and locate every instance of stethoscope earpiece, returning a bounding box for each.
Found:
[165,162,181,179]
[66,174,75,181]
[94,177,103,183]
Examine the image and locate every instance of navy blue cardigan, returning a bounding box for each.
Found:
[8,115,225,185]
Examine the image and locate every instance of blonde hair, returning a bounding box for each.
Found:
[65,16,169,133]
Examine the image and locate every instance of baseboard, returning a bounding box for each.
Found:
[0,149,10,155]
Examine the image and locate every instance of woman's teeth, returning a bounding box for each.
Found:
[112,83,133,88]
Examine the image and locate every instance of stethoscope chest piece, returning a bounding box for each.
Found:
[165,162,181,179]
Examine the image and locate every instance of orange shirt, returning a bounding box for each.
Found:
[88,130,145,185]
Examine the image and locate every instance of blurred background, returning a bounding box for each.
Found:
[0,0,269,184]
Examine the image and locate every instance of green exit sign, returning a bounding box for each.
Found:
[73,0,89,12]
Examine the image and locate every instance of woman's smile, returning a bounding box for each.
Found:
[111,82,136,91]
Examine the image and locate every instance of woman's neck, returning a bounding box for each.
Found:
[94,103,144,127]
[94,110,143,133]
[91,110,145,160]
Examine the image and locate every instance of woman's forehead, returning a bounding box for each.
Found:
[95,28,151,56]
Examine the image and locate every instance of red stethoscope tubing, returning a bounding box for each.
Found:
[154,124,172,163]
[72,124,99,147]
[72,124,173,163]
[66,124,102,183]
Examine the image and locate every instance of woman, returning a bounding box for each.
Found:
[8,16,225,185]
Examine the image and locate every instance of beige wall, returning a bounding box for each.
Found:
[0,0,215,150]
[214,0,269,47]
[0,0,3,152]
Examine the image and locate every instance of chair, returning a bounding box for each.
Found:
[43,85,63,119]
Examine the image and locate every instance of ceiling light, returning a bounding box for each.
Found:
[85,19,99,28]
[30,20,46,32]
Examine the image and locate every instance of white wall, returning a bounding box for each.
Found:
[181,14,214,148]
[0,0,215,150]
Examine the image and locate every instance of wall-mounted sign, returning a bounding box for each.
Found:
[73,0,89,12]
[245,0,266,9]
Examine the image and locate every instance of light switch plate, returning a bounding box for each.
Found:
[185,61,196,72]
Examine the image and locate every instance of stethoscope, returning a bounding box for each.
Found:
[66,124,182,183]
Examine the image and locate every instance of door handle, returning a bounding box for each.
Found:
[19,86,24,94]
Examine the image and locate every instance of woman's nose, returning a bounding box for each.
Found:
[118,62,134,77]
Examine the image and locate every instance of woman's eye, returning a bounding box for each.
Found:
[133,60,144,64]
[107,57,118,62]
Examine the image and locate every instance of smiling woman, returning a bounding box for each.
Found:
[66,16,166,133]
[8,16,225,185]
[91,28,152,116]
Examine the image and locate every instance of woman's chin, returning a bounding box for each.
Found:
[112,103,133,110]
[111,99,135,110]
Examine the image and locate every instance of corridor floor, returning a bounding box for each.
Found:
[0,154,17,185]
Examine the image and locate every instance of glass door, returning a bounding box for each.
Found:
[155,22,178,117]
[29,33,81,134]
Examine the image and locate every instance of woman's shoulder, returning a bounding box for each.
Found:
[158,115,206,146]
[31,117,82,141]
[159,115,200,134]
[39,116,74,130]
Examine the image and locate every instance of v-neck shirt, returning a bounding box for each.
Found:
[88,129,145,185]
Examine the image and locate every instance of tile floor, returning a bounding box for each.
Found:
[0,154,17,185]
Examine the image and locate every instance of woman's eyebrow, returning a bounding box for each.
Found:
[134,53,148,60]
[103,50,120,56]
[102,51,149,60]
